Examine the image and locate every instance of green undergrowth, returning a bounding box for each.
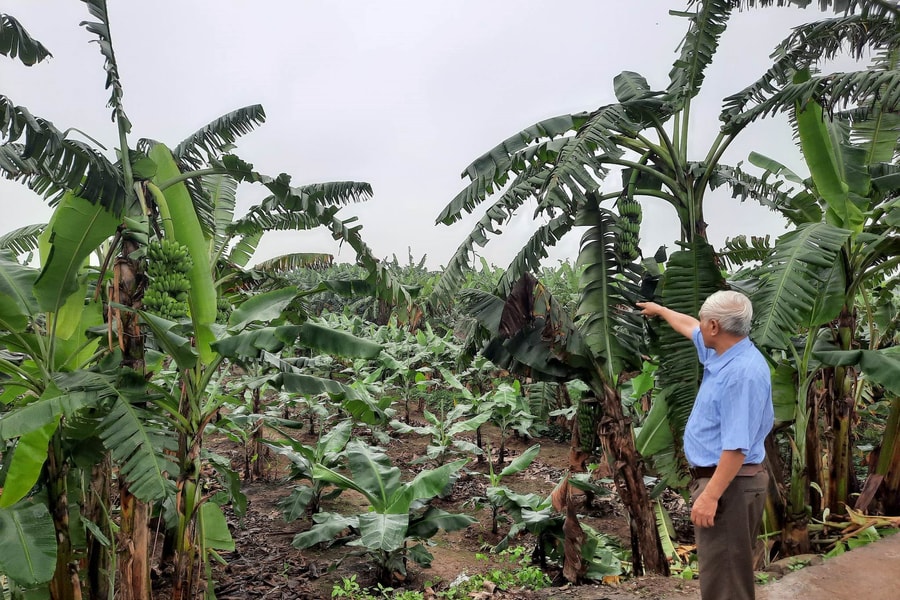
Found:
[330,546,552,599]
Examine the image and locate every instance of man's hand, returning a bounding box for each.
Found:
[636,301,698,339]
[691,491,719,528]
[636,301,663,317]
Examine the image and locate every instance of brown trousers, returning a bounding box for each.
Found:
[691,471,768,600]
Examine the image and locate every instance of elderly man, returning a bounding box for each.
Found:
[637,290,773,600]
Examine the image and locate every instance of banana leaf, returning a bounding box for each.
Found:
[407,506,476,539]
[814,348,900,396]
[0,291,28,333]
[139,310,198,370]
[227,286,298,332]
[149,144,217,364]
[34,192,117,314]
[0,417,59,508]
[355,513,409,552]
[0,251,38,316]
[0,501,56,586]
[635,392,674,457]
[0,382,92,441]
[794,69,864,234]
[199,502,235,552]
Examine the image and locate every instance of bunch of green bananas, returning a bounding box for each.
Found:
[142,238,193,320]
[577,399,600,454]
[615,194,642,262]
[216,297,232,324]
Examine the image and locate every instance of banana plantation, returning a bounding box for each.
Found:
[0,1,899,599]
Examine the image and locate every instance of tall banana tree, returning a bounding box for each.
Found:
[459,272,666,577]
[0,193,148,598]
[433,0,899,573]
[726,45,900,552]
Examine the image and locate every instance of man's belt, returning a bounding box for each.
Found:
[689,463,763,479]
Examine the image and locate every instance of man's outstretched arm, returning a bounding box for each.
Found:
[636,301,699,340]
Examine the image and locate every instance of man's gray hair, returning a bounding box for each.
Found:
[699,290,753,337]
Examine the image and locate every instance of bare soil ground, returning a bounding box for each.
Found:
[174,413,698,600]
[159,414,898,600]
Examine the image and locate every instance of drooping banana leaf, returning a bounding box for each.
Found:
[0,13,52,66]
[575,200,643,380]
[212,325,301,359]
[814,348,900,396]
[751,222,850,350]
[291,512,357,548]
[0,223,45,257]
[99,388,178,503]
[407,506,477,540]
[0,382,93,441]
[298,322,382,359]
[198,502,235,552]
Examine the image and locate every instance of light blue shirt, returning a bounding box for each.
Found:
[684,326,774,467]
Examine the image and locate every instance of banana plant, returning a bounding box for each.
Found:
[489,474,620,581]
[0,193,150,598]
[268,418,354,519]
[728,53,900,552]
[293,440,476,586]
[478,381,537,467]
[390,402,491,465]
[483,443,541,534]
[137,171,385,597]
[460,272,662,576]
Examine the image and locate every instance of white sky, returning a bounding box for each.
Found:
[0,1,864,270]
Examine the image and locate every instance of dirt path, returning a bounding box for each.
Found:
[757,531,900,600]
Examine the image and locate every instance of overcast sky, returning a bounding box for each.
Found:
[1,1,863,270]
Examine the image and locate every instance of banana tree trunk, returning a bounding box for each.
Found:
[47,435,81,600]
[251,386,264,481]
[117,487,150,600]
[172,376,205,600]
[172,445,202,600]
[875,397,900,512]
[824,307,858,513]
[84,455,112,600]
[596,382,669,576]
[783,386,814,555]
[857,397,900,513]
[111,235,152,600]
